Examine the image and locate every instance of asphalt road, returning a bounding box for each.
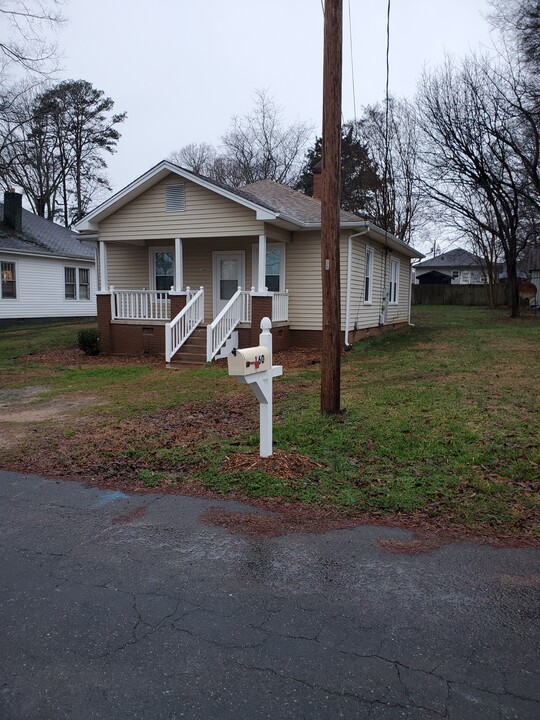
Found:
[0,470,539,719]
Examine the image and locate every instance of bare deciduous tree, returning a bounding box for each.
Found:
[0,0,65,77]
[416,55,538,316]
[169,90,314,187]
[357,98,425,244]
[3,79,126,225]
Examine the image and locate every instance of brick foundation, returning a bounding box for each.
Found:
[96,294,112,354]
[170,293,187,318]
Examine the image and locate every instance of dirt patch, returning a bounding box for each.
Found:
[376,537,447,555]
[0,426,31,450]
[112,506,148,525]
[201,505,365,539]
[0,396,100,423]
[0,385,50,406]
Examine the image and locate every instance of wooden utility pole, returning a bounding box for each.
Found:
[320,0,343,414]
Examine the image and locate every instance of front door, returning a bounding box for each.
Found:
[213,251,245,316]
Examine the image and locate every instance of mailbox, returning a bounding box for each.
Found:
[227,345,270,376]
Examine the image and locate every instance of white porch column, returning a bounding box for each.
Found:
[175,237,183,292]
[257,234,267,292]
[99,241,108,291]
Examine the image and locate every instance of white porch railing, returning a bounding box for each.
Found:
[206,287,251,362]
[111,288,170,321]
[272,290,289,322]
[165,287,204,362]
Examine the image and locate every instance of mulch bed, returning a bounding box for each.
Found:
[220,449,325,480]
[17,346,323,369]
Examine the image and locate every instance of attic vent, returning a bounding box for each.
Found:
[166,184,185,212]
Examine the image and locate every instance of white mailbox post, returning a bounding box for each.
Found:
[227,317,283,457]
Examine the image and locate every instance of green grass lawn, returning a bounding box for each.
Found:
[0,307,538,539]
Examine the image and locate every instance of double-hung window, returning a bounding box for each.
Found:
[389,258,400,304]
[1,261,17,299]
[65,267,91,300]
[364,247,374,303]
[252,243,285,292]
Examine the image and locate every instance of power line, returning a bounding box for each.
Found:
[347,0,357,122]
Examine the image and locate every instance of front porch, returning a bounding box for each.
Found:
[96,286,290,363]
[96,233,290,363]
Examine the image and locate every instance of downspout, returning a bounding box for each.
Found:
[408,259,414,326]
[345,229,370,349]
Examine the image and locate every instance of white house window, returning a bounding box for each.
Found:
[452,270,459,279]
[364,247,374,303]
[252,243,285,292]
[65,267,91,300]
[79,268,90,299]
[1,261,16,299]
[166,184,185,212]
[265,249,282,291]
[154,251,174,291]
[389,258,400,304]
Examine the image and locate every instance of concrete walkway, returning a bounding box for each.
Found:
[0,471,538,719]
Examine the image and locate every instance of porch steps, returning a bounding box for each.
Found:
[167,326,207,368]
[166,328,240,369]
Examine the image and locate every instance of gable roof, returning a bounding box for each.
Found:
[414,248,483,269]
[74,160,423,259]
[0,203,94,261]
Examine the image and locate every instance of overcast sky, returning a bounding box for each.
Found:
[58,0,495,194]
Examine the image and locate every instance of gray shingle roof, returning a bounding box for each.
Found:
[239,179,364,225]
[414,248,482,269]
[0,203,94,260]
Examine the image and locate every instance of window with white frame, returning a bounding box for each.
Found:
[153,250,175,291]
[389,258,400,304]
[64,266,91,300]
[252,243,285,292]
[364,247,374,303]
[1,261,16,299]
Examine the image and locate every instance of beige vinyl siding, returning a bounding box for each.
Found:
[106,237,257,316]
[107,243,149,289]
[264,223,292,244]
[348,241,412,329]
[99,175,264,242]
[286,231,322,330]
[385,253,412,324]
[349,237,383,330]
[182,237,256,319]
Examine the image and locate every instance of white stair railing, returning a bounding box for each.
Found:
[206,287,251,362]
[165,287,204,362]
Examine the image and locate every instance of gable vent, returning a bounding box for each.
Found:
[166,184,185,212]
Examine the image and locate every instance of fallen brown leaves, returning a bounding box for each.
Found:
[220,449,325,480]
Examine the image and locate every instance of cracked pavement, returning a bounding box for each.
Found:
[0,471,539,719]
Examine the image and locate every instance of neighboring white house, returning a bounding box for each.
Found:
[414,248,490,285]
[0,192,97,320]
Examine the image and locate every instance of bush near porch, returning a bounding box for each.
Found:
[0,306,538,542]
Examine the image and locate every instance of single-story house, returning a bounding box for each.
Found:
[0,192,97,320]
[74,161,423,365]
[414,248,492,285]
